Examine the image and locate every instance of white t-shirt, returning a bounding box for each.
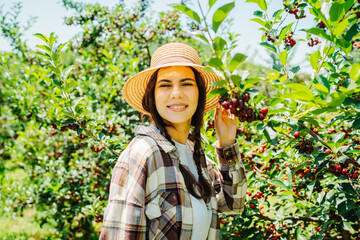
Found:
[173,139,212,240]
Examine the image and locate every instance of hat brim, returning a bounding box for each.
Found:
[123,62,221,115]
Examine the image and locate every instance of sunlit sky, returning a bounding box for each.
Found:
[0,0,317,72]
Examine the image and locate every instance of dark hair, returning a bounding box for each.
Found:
[142,67,212,203]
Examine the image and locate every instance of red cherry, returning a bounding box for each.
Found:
[294,131,300,138]
[221,101,230,109]
[261,107,268,115]
[242,92,250,102]
[269,185,275,189]
[325,149,331,154]
[250,204,255,209]
[229,98,239,107]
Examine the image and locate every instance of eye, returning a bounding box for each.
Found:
[183,82,194,86]
[159,84,171,87]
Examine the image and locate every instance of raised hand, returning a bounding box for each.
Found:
[214,104,237,148]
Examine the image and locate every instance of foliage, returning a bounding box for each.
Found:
[1,0,193,238]
[172,0,360,239]
[1,0,360,239]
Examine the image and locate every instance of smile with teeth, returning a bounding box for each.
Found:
[167,105,188,111]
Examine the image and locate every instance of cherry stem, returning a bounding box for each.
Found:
[298,123,331,150]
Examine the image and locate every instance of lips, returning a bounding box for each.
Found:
[167,104,188,111]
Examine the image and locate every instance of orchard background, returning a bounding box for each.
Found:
[0,0,359,239]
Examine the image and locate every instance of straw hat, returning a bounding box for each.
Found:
[123,42,222,115]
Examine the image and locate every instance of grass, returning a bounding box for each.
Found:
[0,208,54,240]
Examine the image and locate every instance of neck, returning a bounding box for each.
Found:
[166,123,191,144]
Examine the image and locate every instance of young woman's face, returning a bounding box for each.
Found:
[154,66,199,129]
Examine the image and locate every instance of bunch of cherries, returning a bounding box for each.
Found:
[284,32,296,48]
[317,20,326,29]
[308,37,321,47]
[218,92,268,123]
[293,131,315,154]
[283,2,306,19]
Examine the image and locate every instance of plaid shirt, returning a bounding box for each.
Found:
[100,125,247,240]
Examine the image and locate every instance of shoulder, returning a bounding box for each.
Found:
[125,135,161,160]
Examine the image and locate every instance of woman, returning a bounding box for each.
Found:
[100,43,247,240]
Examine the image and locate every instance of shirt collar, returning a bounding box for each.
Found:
[135,125,195,153]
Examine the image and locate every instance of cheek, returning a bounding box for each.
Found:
[154,89,166,108]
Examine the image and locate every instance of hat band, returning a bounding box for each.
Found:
[151,56,200,67]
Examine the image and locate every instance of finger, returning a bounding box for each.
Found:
[214,104,221,120]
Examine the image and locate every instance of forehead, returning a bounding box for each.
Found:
[157,66,195,80]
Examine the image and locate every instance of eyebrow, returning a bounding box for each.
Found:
[157,78,196,84]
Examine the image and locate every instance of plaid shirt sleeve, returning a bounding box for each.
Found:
[208,140,247,215]
[99,138,150,240]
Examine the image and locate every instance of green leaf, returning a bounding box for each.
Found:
[260,42,277,53]
[49,65,61,77]
[270,98,283,107]
[288,83,313,96]
[250,18,270,29]
[332,132,345,144]
[213,36,227,57]
[264,125,278,145]
[77,127,83,136]
[208,57,224,70]
[172,5,201,24]
[209,0,217,10]
[327,91,348,107]
[33,33,49,44]
[56,42,68,53]
[207,87,227,99]
[344,0,355,12]
[353,118,360,129]
[36,44,52,53]
[253,10,263,18]
[315,74,330,91]
[191,31,210,45]
[349,64,360,81]
[344,23,360,42]
[211,80,227,87]
[309,51,320,70]
[269,180,288,190]
[212,2,235,33]
[229,53,247,72]
[309,8,331,31]
[279,23,294,42]
[279,50,287,66]
[313,84,329,95]
[203,66,216,75]
[288,91,314,101]
[329,2,345,23]
[273,64,282,73]
[61,65,74,81]
[336,38,353,54]
[334,19,351,38]
[258,0,267,11]
[34,51,51,60]
[305,27,332,41]
[272,9,283,19]
[290,66,300,74]
[230,75,242,86]
[49,32,58,48]
[244,77,262,90]
[52,78,62,87]
[343,221,353,231]
[98,132,105,141]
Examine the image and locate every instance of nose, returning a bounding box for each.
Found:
[170,85,183,98]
